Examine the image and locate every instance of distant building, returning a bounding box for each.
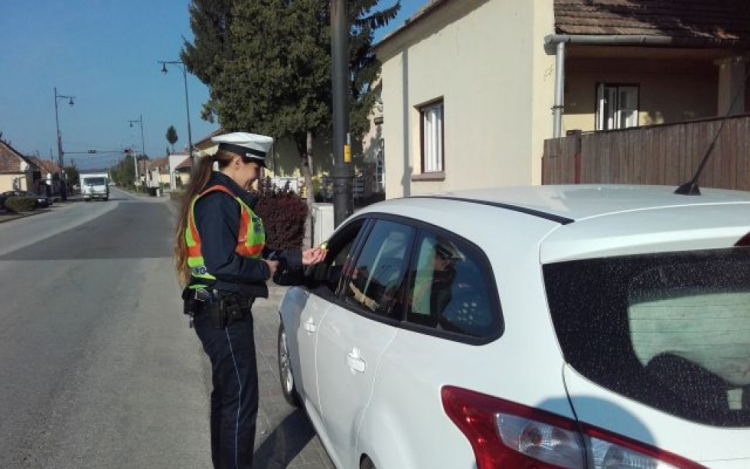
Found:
[0,139,37,192]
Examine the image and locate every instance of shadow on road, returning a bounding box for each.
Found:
[254,409,316,469]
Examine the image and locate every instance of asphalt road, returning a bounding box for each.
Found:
[0,188,210,468]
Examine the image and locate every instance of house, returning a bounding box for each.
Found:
[171,153,192,188]
[27,157,62,197]
[375,0,750,198]
[144,156,171,188]
[0,139,37,192]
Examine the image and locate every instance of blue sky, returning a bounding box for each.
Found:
[0,0,426,170]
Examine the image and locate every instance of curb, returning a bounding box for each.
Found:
[0,208,51,224]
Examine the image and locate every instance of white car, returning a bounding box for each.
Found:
[277,185,750,469]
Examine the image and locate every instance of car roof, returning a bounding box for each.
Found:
[354,185,750,262]
[397,185,750,223]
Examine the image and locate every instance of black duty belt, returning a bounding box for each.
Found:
[182,288,255,329]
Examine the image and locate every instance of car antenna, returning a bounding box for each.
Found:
[675,61,749,196]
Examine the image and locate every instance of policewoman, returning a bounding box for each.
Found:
[174,132,325,469]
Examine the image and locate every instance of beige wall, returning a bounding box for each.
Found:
[378,0,555,198]
[0,173,29,192]
[271,137,334,178]
[564,54,718,132]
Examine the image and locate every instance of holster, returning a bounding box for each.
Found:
[208,301,227,329]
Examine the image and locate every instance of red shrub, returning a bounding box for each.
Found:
[251,177,308,251]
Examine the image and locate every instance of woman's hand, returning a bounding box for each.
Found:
[302,246,327,266]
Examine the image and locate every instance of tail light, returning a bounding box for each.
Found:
[441,386,708,469]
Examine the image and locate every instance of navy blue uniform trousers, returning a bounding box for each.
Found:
[194,311,259,469]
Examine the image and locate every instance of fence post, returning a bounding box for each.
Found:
[569,130,582,184]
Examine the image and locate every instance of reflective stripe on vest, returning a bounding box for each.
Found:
[185,185,265,288]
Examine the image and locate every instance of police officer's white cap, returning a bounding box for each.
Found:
[212,132,273,167]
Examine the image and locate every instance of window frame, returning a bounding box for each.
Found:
[400,224,504,344]
[418,98,445,175]
[326,212,505,345]
[306,217,372,301]
[595,83,640,131]
[338,218,417,323]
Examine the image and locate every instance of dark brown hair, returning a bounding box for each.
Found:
[173,150,236,287]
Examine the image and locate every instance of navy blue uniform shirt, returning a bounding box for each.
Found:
[193,171,302,298]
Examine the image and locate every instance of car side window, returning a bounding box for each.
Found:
[343,219,415,319]
[310,219,366,298]
[406,232,501,339]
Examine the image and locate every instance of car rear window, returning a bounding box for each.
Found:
[544,247,750,427]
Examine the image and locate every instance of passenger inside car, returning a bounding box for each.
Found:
[411,238,460,319]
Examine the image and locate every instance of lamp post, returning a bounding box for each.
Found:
[127,115,146,186]
[331,0,354,226]
[54,87,75,201]
[158,60,195,166]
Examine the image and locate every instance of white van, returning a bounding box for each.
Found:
[80,173,109,201]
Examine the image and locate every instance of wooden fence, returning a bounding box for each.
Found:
[542,114,750,191]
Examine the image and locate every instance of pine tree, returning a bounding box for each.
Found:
[166,126,179,153]
[182,0,400,207]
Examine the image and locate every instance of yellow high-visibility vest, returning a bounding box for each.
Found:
[185,185,265,289]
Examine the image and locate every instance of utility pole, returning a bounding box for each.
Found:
[54,87,75,201]
[331,0,354,227]
[128,115,146,186]
[159,60,195,167]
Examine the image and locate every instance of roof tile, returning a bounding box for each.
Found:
[555,0,750,41]
[0,140,32,173]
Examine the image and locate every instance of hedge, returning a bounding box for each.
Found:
[4,196,38,213]
[250,178,308,251]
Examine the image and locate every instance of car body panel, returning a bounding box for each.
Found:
[360,328,575,469]
[278,287,330,422]
[316,304,398,469]
[354,210,572,467]
[564,365,750,467]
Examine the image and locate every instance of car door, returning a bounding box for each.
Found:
[297,219,370,428]
[316,218,416,468]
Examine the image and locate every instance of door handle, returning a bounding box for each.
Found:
[346,348,366,373]
[303,318,317,333]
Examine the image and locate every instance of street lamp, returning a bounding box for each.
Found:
[127,115,146,186]
[54,87,75,201]
[158,60,195,166]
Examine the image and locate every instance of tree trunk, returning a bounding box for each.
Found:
[299,131,315,247]
[305,131,314,209]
